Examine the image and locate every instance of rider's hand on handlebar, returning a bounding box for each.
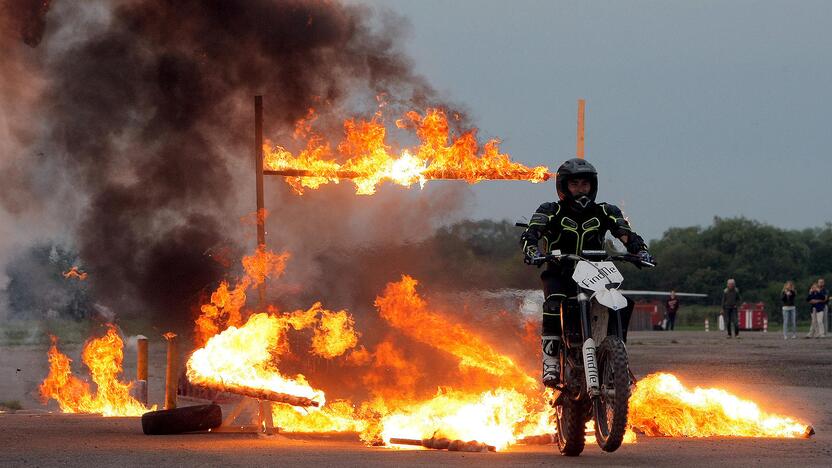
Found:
[523,245,541,265]
[636,250,656,268]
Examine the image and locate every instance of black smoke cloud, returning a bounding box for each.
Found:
[1,0,476,329]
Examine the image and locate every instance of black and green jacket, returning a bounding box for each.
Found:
[521,200,646,268]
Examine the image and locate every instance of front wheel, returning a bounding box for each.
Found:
[593,336,631,452]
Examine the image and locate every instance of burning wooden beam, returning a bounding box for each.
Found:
[196,381,320,408]
[518,434,554,445]
[264,168,552,181]
[389,437,496,452]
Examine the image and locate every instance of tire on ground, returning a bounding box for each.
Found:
[556,397,587,456]
[141,404,222,435]
[594,336,631,452]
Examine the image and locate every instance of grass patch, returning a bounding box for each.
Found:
[1,319,90,346]
[664,322,815,332]
[0,400,22,411]
[1,315,168,346]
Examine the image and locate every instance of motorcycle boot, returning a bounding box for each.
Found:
[542,335,561,388]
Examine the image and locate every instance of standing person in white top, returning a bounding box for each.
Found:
[781,281,797,339]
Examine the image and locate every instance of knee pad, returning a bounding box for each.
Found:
[542,295,565,335]
[543,296,563,316]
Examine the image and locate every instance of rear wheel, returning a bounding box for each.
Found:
[593,336,630,452]
[555,396,587,456]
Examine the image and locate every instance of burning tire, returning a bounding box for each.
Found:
[555,395,587,456]
[593,336,630,452]
[141,404,222,435]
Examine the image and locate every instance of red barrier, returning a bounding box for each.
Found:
[738,302,767,331]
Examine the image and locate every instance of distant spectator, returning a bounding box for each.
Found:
[664,290,680,331]
[819,278,830,334]
[721,279,742,338]
[781,281,797,339]
[807,281,827,338]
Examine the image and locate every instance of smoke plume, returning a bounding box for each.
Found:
[1,0,474,329]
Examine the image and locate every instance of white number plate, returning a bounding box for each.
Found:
[572,261,628,310]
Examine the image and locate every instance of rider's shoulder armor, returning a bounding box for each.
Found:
[528,201,560,231]
[597,202,635,237]
[535,201,561,217]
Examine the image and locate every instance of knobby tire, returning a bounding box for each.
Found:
[593,336,630,452]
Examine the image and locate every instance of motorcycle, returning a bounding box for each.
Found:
[528,247,654,456]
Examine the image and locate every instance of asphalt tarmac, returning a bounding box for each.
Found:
[2,331,831,467]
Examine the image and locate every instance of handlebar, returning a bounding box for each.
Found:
[532,250,655,269]
[517,221,655,268]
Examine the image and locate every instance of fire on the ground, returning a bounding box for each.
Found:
[40,247,812,449]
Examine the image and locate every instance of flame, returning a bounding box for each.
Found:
[629,373,811,438]
[375,275,537,389]
[264,108,550,194]
[583,421,638,445]
[62,266,87,280]
[378,388,534,451]
[187,303,360,407]
[39,326,155,416]
[188,311,322,405]
[194,247,289,345]
[187,311,324,402]
[189,250,363,429]
[311,309,360,358]
[275,276,553,449]
[355,340,424,403]
[272,400,367,434]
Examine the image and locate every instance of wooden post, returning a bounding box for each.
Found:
[254,96,266,307]
[137,336,148,381]
[259,400,275,435]
[136,335,148,406]
[164,332,178,410]
[576,99,586,159]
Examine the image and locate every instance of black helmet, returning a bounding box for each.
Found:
[556,158,598,211]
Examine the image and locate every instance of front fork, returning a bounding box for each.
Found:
[577,292,601,398]
[558,292,602,399]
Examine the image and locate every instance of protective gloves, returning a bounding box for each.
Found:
[637,250,656,267]
[524,244,542,266]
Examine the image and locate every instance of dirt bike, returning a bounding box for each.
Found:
[529,248,654,456]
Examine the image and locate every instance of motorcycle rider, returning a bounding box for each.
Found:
[521,158,655,388]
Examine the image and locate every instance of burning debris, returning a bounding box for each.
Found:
[62,266,87,281]
[265,108,551,195]
[187,311,329,407]
[388,437,496,452]
[195,382,319,409]
[39,325,155,417]
[185,248,360,411]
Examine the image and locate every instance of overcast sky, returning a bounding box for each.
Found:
[359,0,831,240]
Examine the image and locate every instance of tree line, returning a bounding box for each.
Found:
[6,216,830,324]
[408,217,832,321]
